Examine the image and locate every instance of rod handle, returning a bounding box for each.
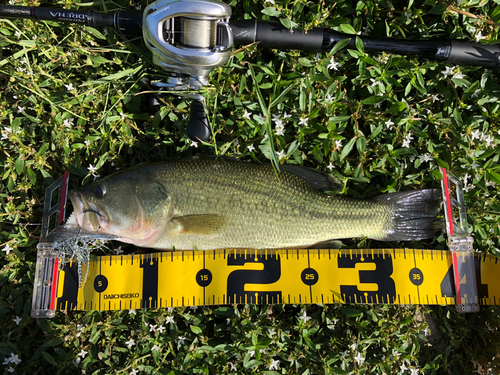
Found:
[231,20,323,51]
[446,40,500,68]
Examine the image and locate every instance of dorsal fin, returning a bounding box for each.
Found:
[281,165,342,192]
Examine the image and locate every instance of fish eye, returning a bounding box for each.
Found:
[93,184,106,198]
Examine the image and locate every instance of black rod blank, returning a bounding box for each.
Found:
[0,5,142,35]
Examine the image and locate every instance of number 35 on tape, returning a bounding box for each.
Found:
[50,248,500,312]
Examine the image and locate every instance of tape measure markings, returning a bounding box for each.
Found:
[53,249,500,311]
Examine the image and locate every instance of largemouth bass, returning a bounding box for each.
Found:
[68,157,442,250]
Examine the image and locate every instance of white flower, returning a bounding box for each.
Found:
[190,140,198,148]
[265,0,275,4]
[3,357,11,365]
[13,316,21,325]
[65,83,74,91]
[177,336,186,345]
[275,125,285,136]
[431,94,440,103]
[84,140,91,146]
[423,328,429,336]
[298,311,311,322]
[471,129,481,140]
[385,119,394,129]
[1,128,10,140]
[190,306,198,312]
[402,132,413,148]
[14,30,21,38]
[453,71,465,79]
[17,106,25,114]
[354,352,365,365]
[130,369,139,375]
[327,162,334,171]
[152,344,160,351]
[374,102,382,108]
[269,359,279,370]
[243,109,251,120]
[78,350,88,358]
[229,362,237,371]
[481,133,495,148]
[475,31,486,42]
[298,117,308,126]
[8,367,14,373]
[125,338,135,349]
[335,139,343,149]
[63,118,74,128]
[74,325,84,338]
[11,355,21,366]
[327,57,340,70]
[276,150,286,160]
[165,316,175,324]
[128,309,136,315]
[377,54,389,64]
[9,355,21,366]
[87,164,97,175]
[419,154,432,163]
[441,66,455,78]
[283,112,292,119]
[149,324,157,333]
[325,94,333,102]
[400,362,408,373]
[410,368,419,375]
[157,325,166,334]
[247,143,255,152]
[274,118,284,127]
[2,244,13,255]
[471,89,481,98]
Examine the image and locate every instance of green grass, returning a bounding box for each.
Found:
[1,0,500,373]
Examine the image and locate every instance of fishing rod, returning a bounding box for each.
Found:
[2,0,499,142]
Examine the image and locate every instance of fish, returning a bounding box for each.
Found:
[67,157,443,250]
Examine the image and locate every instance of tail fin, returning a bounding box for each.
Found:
[373,189,444,241]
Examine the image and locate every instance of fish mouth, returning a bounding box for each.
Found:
[68,190,105,232]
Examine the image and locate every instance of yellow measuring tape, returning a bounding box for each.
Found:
[54,248,500,311]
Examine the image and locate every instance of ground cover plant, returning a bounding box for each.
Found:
[1,0,500,373]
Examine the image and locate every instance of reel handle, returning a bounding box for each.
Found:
[187,100,211,142]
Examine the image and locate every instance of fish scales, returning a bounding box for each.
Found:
[68,157,442,250]
[150,159,390,249]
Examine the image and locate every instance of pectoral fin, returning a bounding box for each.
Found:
[171,214,225,235]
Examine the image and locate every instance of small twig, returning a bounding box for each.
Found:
[444,3,500,28]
